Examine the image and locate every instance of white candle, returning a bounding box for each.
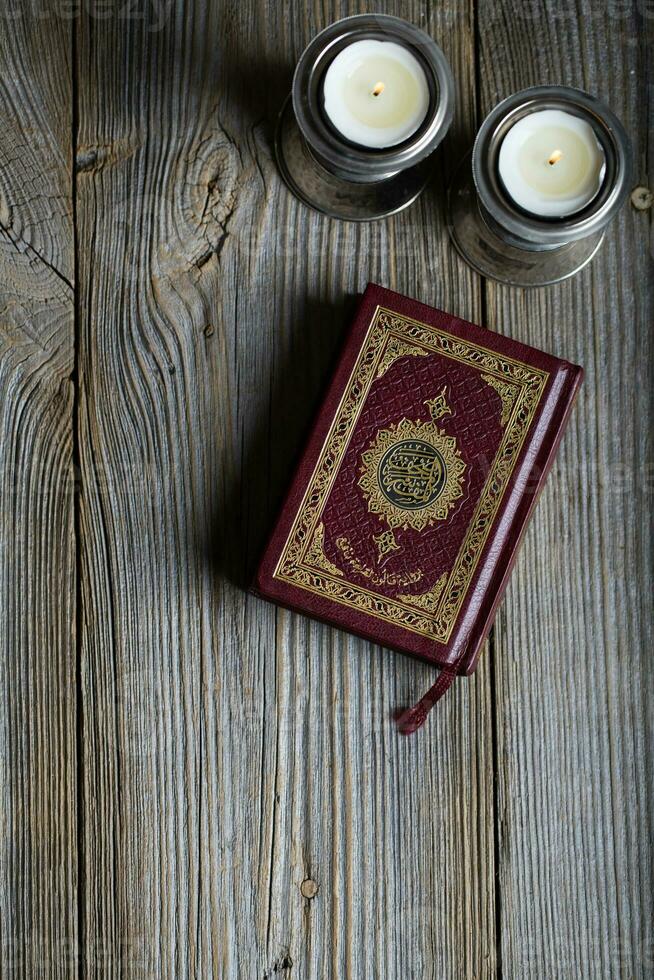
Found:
[322,40,430,149]
[498,109,605,217]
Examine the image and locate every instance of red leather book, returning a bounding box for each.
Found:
[254,284,583,731]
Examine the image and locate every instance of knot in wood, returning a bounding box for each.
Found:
[300,878,319,899]
[186,128,240,243]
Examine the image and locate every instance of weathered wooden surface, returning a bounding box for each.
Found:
[478,3,654,977]
[0,9,76,979]
[0,0,651,977]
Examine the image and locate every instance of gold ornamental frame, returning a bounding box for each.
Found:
[273,306,549,644]
[358,417,466,531]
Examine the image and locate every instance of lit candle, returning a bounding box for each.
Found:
[498,109,605,217]
[276,14,455,220]
[322,40,430,149]
[448,86,631,286]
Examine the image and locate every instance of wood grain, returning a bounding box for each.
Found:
[0,0,649,977]
[0,10,76,979]
[476,1,653,977]
[75,1,496,977]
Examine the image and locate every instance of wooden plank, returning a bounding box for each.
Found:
[0,11,76,980]
[476,3,653,976]
[76,1,497,976]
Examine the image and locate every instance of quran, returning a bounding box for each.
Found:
[253,285,583,732]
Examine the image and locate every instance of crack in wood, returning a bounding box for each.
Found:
[0,218,73,293]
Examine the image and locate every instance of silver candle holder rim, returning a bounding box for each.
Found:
[472,85,633,245]
[291,14,455,179]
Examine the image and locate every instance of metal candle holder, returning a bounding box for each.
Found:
[275,14,455,221]
[447,86,632,286]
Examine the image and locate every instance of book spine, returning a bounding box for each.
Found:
[458,362,584,675]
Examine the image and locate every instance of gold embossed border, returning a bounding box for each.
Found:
[273,306,549,643]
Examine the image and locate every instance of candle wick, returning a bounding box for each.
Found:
[371,81,385,97]
[548,149,563,166]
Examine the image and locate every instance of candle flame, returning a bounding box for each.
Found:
[371,81,385,97]
[548,149,563,166]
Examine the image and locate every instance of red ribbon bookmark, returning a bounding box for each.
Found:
[394,669,457,735]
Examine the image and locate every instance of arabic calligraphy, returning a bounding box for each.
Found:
[335,537,422,587]
[358,417,466,532]
[378,439,447,510]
